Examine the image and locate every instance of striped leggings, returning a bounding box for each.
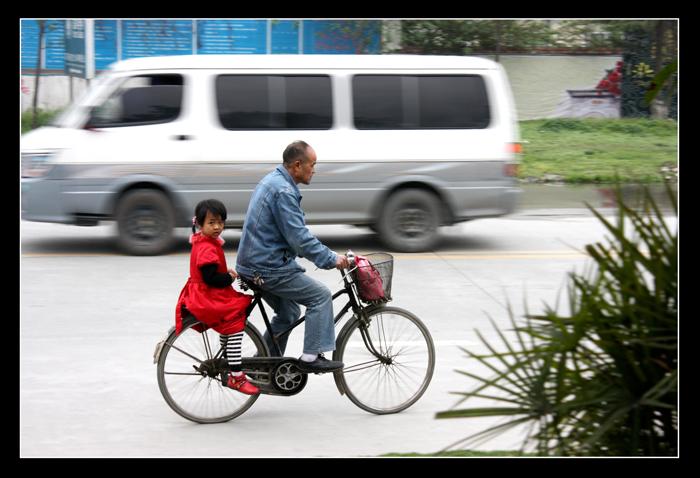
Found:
[220,332,244,372]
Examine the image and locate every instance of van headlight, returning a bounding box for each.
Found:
[21,151,56,178]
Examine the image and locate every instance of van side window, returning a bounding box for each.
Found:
[353,75,490,129]
[216,75,332,130]
[87,74,184,128]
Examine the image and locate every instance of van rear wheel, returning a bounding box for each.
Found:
[116,189,174,255]
[377,189,442,252]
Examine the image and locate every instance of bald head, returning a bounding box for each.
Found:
[282,141,312,167]
[282,140,317,185]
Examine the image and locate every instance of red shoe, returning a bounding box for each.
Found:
[225,373,260,395]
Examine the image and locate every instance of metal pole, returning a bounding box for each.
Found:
[299,20,304,54]
[266,19,272,54]
[85,19,95,79]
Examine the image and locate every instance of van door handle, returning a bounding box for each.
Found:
[172,135,193,141]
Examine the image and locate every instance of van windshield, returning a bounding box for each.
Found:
[49,72,116,128]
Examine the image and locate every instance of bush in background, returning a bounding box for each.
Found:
[21,109,62,135]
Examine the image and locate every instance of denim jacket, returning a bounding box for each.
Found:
[236,165,337,279]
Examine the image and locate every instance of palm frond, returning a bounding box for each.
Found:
[436,183,677,456]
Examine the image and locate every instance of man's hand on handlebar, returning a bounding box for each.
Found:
[335,254,351,270]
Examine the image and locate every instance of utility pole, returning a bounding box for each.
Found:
[494,21,501,62]
[31,20,46,130]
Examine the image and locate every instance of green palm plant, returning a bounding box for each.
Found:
[436,183,677,456]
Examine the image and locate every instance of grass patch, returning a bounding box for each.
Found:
[21,108,63,134]
[519,118,677,183]
[381,450,534,457]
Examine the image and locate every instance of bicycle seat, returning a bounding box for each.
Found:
[238,277,262,293]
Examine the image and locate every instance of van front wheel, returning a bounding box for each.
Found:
[377,189,442,252]
[116,189,175,256]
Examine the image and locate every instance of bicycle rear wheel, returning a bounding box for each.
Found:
[156,318,267,423]
[334,306,435,414]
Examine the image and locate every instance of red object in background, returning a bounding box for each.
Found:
[21,79,30,95]
[596,61,623,96]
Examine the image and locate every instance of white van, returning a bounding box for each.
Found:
[21,54,521,254]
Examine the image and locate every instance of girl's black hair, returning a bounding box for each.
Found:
[193,199,227,234]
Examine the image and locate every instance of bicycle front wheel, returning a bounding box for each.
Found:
[156,318,267,424]
[334,306,435,414]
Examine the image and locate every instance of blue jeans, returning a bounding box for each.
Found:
[256,272,335,357]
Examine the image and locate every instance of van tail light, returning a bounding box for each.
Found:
[504,142,522,177]
[506,142,523,154]
[504,163,519,177]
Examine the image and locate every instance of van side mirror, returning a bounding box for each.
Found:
[83,106,107,130]
[82,106,97,130]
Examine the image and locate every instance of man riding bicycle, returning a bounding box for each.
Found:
[236,141,350,373]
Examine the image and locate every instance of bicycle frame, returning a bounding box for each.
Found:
[243,268,378,359]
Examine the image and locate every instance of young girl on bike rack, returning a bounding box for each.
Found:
[175,199,259,395]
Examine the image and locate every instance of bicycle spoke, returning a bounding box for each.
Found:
[342,359,383,374]
[167,342,205,364]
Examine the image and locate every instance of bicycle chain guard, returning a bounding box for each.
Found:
[271,359,308,395]
[241,357,308,396]
[188,356,309,396]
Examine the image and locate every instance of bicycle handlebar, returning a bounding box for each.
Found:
[345,249,356,267]
[337,250,357,282]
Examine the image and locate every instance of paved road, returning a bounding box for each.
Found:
[19,211,675,457]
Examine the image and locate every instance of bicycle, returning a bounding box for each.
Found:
[153,251,435,424]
